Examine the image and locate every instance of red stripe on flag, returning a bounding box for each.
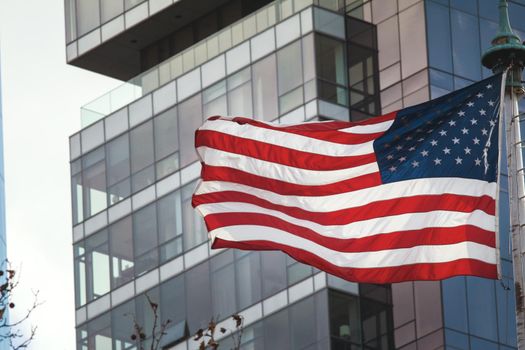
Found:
[204,213,495,251]
[207,112,396,144]
[196,129,376,170]
[193,191,495,224]
[212,238,498,283]
[201,165,383,195]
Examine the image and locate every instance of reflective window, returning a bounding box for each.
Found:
[74,242,87,307]
[426,1,452,73]
[82,147,107,218]
[160,275,187,345]
[211,251,236,318]
[261,251,287,298]
[111,300,135,350]
[85,230,111,303]
[125,0,146,11]
[130,121,155,192]
[157,191,183,263]
[252,54,279,121]
[154,107,179,180]
[101,0,123,23]
[451,9,482,80]
[109,216,134,288]
[106,134,130,205]
[316,34,347,106]
[182,181,206,250]
[442,277,468,332]
[87,313,112,350]
[76,0,100,37]
[329,290,361,347]
[264,309,289,350]
[235,251,262,310]
[290,296,316,349]
[467,277,498,341]
[178,94,203,168]
[203,80,228,117]
[277,40,303,95]
[186,261,212,333]
[133,203,158,276]
[227,68,253,116]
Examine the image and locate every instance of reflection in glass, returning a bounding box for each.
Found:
[252,55,279,121]
[277,40,303,95]
[178,94,203,167]
[109,216,134,288]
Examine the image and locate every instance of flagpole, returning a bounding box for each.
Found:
[482,1,525,348]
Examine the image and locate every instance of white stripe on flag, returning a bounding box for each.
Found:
[197,202,495,239]
[198,146,379,185]
[209,226,497,267]
[195,177,497,212]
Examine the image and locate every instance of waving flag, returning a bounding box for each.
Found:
[192,74,503,283]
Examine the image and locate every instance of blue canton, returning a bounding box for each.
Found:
[375,74,502,184]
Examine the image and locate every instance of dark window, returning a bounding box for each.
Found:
[264,309,290,350]
[109,216,134,288]
[132,203,158,276]
[186,261,212,333]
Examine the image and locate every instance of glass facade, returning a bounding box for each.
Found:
[68,0,521,349]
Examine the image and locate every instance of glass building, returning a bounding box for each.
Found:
[65,0,522,349]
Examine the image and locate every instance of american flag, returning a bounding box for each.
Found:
[192,74,503,283]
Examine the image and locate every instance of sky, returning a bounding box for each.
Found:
[0,0,120,348]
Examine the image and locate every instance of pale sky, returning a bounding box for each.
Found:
[0,0,120,348]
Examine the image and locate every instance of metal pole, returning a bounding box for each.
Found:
[506,86,525,348]
[481,1,525,347]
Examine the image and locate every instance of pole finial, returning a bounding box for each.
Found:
[482,0,525,89]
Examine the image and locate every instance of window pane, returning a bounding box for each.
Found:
[160,275,187,345]
[72,173,84,224]
[212,253,236,318]
[291,296,316,350]
[443,277,468,332]
[182,181,206,250]
[450,9,481,80]
[112,300,135,350]
[228,82,253,116]
[125,0,146,10]
[109,216,134,288]
[316,35,346,86]
[178,94,203,167]
[135,287,160,342]
[261,251,287,298]
[131,165,155,192]
[77,0,100,36]
[467,277,498,341]
[101,0,123,23]
[157,191,182,244]
[426,1,452,72]
[130,121,154,173]
[83,160,107,217]
[154,107,179,161]
[74,243,87,307]
[106,134,130,186]
[264,309,289,350]
[87,313,112,350]
[186,262,212,333]
[133,204,158,274]
[329,290,361,344]
[252,54,279,121]
[86,230,110,301]
[277,41,303,94]
[236,252,261,310]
